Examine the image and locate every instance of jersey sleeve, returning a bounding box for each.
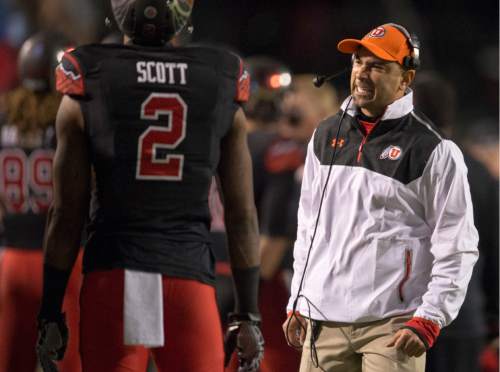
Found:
[234,57,250,103]
[215,49,250,138]
[218,50,250,105]
[55,49,86,97]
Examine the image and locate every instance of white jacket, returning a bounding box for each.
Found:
[287,92,479,328]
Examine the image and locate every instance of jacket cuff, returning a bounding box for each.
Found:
[402,317,440,349]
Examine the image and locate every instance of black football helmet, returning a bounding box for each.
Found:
[111,0,193,46]
[17,32,69,93]
[244,56,292,124]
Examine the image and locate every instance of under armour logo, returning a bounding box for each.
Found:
[331,138,345,148]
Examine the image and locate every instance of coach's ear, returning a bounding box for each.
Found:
[400,68,415,91]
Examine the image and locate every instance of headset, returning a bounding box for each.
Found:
[385,23,421,70]
[313,67,349,88]
[314,23,421,87]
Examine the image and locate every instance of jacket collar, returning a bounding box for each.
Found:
[340,89,414,121]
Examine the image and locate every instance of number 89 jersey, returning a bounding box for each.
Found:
[0,125,55,249]
[56,43,249,284]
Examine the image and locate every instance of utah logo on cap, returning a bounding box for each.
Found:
[380,145,402,160]
[368,26,386,38]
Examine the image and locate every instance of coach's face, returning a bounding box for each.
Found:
[350,47,415,117]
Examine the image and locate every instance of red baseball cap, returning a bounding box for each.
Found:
[337,24,411,66]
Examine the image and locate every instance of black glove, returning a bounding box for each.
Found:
[224,312,264,372]
[36,314,68,372]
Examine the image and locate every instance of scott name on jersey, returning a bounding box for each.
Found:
[136,61,188,85]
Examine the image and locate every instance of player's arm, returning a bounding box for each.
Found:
[218,107,263,369]
[37,95,90,361]
[218,107,260,312]
[43,96,89,272]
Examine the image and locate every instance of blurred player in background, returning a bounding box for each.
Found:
[0,32,82,372]
[277,73,339,217]
[279,74,339,145]
[244,56,297,284]
[246,57,302,372]
[462,117,499,180]
[36,1,263,371]
[213,55,299,372]
[227,61,338,372]
[260,73,338,372]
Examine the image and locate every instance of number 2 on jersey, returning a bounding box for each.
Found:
[136,93,187,181]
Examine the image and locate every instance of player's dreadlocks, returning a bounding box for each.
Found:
[4,88,61,134]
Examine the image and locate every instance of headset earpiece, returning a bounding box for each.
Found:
[385,23,421,70]
[407,34,421,69]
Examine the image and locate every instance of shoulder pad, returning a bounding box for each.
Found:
[55,49,85,96]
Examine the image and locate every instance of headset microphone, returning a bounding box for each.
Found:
[313,67,349,88]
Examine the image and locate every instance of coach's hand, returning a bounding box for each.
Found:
[37,314,68,362]
[224,313,264,372]
[386,328,426,357]
[283,311,307,348]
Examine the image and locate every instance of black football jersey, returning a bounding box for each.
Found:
[0,124,55,249]
[56,43,249,284]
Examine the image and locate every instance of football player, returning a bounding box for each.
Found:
[0,32,82,372]
[36,1,263,371]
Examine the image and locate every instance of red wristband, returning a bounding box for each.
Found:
[403,317,440,349]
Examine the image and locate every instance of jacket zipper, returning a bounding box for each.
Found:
[357,135,368,163]
[356,115,383,163]
[398,249,412,302]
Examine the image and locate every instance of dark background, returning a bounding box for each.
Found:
[190,0,499,123]
[1,0,498,126]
